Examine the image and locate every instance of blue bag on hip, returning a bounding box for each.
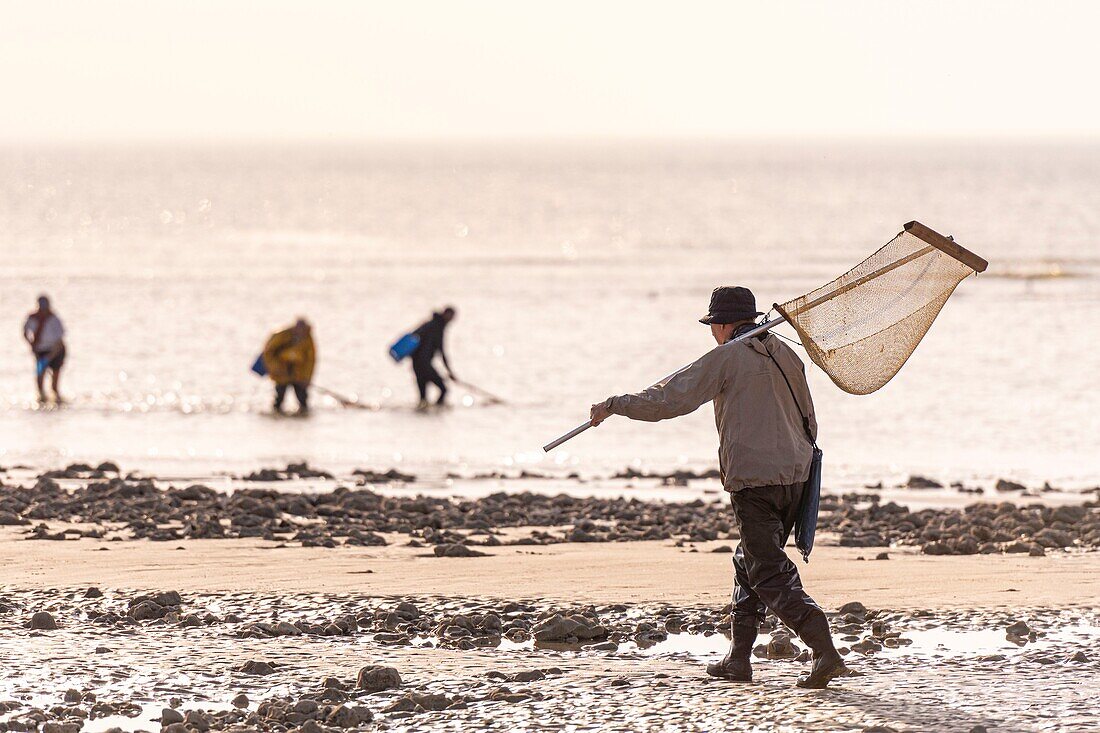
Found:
[795,447,823,563]
[36,356,50,378]
[388,333,420,362]
[250,354,268,377]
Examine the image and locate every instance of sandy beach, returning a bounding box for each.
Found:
[4,529,1099,611]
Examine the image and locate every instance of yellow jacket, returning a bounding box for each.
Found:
[263,329,316,385]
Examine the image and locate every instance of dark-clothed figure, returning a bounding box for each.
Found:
[410,307,456,408]
[588,286,848,689]
[263,319,315,415]
[23,295,66,404]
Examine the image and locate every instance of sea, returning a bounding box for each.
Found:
[1,140,1097,490]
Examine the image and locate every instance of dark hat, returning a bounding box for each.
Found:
[699,286,763,325]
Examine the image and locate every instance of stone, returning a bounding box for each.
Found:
[29,611,57,630]
[42,724,80,733]
[273,621,302,636]
[161,708,184,725]
[995,479,1026,492]
[327,704,368,727]
[922,541,953,555]
[408,692,451,711]
[84,587,103,598]
[1005,620,1031,637]
[237,660,277,675]
[433,543,487,557]
[765,634,799,659]
[851,638,882,654]
[231,693,249,708]
[535,613,606,642]
[395,601,420,619]
[1066,650,1089,663]
[1033,528,1074,548]
[129,601,164,621]
[357,665,402,692]
[837,601,867,617]
[63,689,81,703]
[184,710,211,731]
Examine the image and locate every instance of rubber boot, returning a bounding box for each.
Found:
[795,613,849,689]
[706,623,757,682]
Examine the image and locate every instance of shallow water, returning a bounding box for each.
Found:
[1,142,1098,488]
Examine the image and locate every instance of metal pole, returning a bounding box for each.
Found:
[542,314,789,452]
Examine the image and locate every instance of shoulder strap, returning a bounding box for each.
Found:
[764,343,817,448]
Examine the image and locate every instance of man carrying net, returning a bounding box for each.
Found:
[569,221,988,688]
[589,286,847,688]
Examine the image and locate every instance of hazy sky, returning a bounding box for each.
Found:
[3,0,1098,141]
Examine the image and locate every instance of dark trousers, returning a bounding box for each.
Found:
[729,483,825,633]
[412,359,446,403]
[274,382,309,411]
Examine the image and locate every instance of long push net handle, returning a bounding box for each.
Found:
[541,314,788,452]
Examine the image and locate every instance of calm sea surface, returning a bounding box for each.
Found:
[1,141,1097,488]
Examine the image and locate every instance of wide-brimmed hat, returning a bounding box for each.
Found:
[698,286,763,325]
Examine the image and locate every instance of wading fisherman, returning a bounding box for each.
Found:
[23,295,67,404]
[262,318,316,415]
[588,286,848,689]
[409,306,457,408]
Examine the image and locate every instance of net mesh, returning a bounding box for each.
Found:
[775,227,980,395]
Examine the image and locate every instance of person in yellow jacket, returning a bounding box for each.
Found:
[263,318,316,414]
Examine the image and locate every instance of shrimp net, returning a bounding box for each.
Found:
[774,221,987,395]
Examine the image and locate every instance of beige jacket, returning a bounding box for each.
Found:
[609,333,817,492]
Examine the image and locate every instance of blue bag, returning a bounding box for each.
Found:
[250,354,268,377]
[36,356,50,378]
[795,447,823,562]
[388,333,421,362]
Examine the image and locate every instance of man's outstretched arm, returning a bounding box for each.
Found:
[591,346,726,425]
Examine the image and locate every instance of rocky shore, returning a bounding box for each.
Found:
[1,465,1097,556]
